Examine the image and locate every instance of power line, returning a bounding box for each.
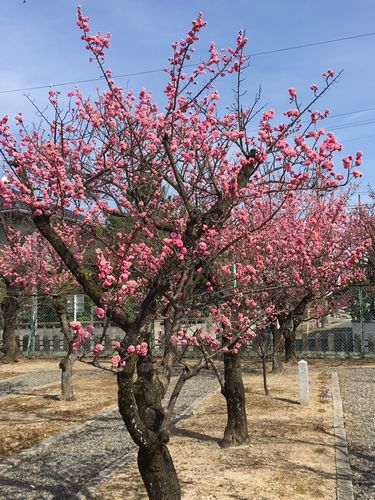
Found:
[249,31,375,57]
[330,118,375,131]
[328,106,375,120]
[344,133,375,143]
[0,31,374,95]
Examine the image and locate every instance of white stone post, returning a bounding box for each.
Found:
[298,359,309,406]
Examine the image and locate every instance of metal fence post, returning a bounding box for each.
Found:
[73,294,77,322]
[26,295,38,356]
[359,286,365,357]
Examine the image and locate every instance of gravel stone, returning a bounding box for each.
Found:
[337,367,375,500]
[0,372,218,499]
[0,369,102,398]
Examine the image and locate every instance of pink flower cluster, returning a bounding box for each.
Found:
[69,321,95,353]
[77,7,110,61]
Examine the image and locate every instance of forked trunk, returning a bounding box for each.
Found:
[271,324,284,373]
[1,283,22,363]
[59,353,76,401]
[118,354,181,499]
[221,351,249,447]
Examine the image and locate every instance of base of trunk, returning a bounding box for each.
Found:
[284,355,298,365]
[0,351,23,364]
[221,429,250,448]
[59,393,76,401]
[271,357,284,373]
[138,443,181,500]
[59,355,76,401]
[222,352,249,448]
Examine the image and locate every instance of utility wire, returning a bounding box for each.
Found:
[249,31,375,57]
[0,31,374,95]
[345,133,375,143]
[330,118,375,131]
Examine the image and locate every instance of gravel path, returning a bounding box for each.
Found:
[338,367,375,500]
[0,372,218,499]
[0,369,101,398]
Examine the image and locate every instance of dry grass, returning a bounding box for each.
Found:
[0,372,117,460]
[0,359,337,498]
[94,371,335,500]
[0,358,95,380]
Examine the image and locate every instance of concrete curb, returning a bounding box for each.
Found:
[73,389,219,499]
[332,372,354,500]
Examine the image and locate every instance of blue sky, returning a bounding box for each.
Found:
[1,0,375,203]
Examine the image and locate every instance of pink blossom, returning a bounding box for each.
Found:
[92,343,105,357]
[136,342,148,357]
[95,307,105,319]
[70,321,81,331]
[111,355,121,366]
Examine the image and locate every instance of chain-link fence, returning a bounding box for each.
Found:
[292,286,375,357]
[1,286,375,358]
[244,286,375,359]
[0,293,139,357]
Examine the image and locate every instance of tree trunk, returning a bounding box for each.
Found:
[59,353,76,401]
[221,351,249,447]
[284,296,309,363]
[118,354,181,499]
[271,324,284,373]
[261,355,270,395]
[284,327,298,363]
[138,444,180,500]
[1,283,22,363]
[52,295,76,401]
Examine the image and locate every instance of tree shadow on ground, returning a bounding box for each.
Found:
[172,426,221,444]
[348,444,375,495]
[272,396,300,405]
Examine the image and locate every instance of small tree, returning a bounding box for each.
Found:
[0,224,91,399]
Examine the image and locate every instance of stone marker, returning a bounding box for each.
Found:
[298,359,309,406]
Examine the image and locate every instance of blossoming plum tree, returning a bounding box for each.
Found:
[174,189,368,443]
[0,222,92,399]
[247,191,369,369]
[0,7,365,499]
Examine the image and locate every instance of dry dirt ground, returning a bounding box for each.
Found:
[0,360,336,499]
[93,371,336,500]
[0,359,118,460]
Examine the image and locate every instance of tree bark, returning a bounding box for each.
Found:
[138,443,180,500]
[284,297,309,363]
[52,295,76,401]
[271,323,284,373]
[118,354,181,499]
[1,282,22,363]
[284,326,297,363]
[221,351,249,447]
[59,353,76,401]
[261,354,270,395]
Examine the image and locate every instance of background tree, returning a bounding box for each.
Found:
[0,224,92,399]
